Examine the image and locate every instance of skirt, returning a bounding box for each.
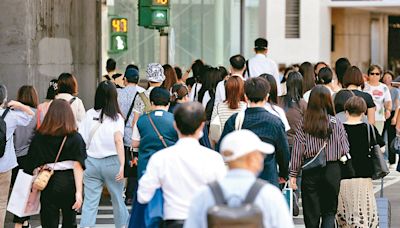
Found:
[336,178,378,228]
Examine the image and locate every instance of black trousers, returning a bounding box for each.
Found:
[164,220,185,228]
[384,111,396,164]
[40,170,77,228]
[301,161,341,228]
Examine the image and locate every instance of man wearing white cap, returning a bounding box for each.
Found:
[184,130,294,228]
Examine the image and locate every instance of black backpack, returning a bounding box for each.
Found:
[207,179,265,228]
[0,108,10,158]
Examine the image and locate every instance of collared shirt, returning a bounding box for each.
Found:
[137,138,227,220]
[55,93,86,126]
[289,115,349,177]
[117,85,145,146]
[215,74,244,105]
[247,54,282,95]
[184,169,294,228]
[219,107,290,179]
[0,109,32,172]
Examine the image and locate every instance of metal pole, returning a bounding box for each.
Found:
[240,0,245,55]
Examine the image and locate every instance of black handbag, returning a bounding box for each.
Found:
[124,146,138,178]
[302,141,327,171]
[339,153,356,179]
[367,124,389,180]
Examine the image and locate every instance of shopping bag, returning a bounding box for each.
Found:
[282,183,293,217]
[7,169,40,217]
[144,188,164,228]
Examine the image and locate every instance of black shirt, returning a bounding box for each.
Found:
[334,89,375,113]
[342,123,385,179]
[25,132,87,174]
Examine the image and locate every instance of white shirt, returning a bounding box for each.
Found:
[214,74,245,105]
[202,91,211,108]
[303,86,335,103]
[137,138,227,220]
[189,83,202,102]
[264,103,290,132]
[247,54,282,96]
[55,93,86,126]
[78,109,124,158]
[363,82,392,121]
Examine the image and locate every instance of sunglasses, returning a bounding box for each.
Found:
[370,72,381,76]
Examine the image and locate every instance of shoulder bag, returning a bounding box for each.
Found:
[209,104,222,142]
[302,140,327,171]
[33,136,67,191]
[367,123,389,179]
[147,113,168,148]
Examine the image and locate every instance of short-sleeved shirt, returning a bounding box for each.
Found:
[55,93,86,126]
[132,110,178,178]
[117,85,145,146]
[334,89,376,114]
[390,87,399,111]
[363,83,392,121]
[0,109,32,172]
[133,87,154,114]
[78,109,124,158]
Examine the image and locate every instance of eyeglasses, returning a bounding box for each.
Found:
[370,72,381,76]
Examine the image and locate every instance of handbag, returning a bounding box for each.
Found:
[7,169,41,217]
[339,153,356,179]
[367,124,390,180]
[302,141,327,171]
[209,104,222,142]
[32,136,67,191]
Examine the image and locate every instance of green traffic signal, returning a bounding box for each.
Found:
[138,0,170,29]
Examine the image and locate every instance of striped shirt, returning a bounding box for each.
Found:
[289,115,349,177]
[210,101,247,131]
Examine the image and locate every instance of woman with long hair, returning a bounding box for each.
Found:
[259,74,290,131]
[300,62,315,95]
[25,99,86,227]
[161,64,178,91]
[55,73,86,125]
[79,81,129,228]
[198,67,222,109]
[210,76,247,144]
[337,96,383,228]
[279,72,307,149]
[12,85,39,228]
[188,59,205,102]
[289,85,349,228]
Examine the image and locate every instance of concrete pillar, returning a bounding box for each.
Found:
[0,0,99,107]
[215,0,224,65]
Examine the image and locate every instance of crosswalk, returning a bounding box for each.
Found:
[33,171,400,228]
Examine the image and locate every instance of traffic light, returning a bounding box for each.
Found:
[138,0,170,29]
[109,18,128,53]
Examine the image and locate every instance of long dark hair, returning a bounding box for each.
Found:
[94,80,122,122]
[300,62,315,94]
[303,85,335,138]
[198,67,221,103]
[259,74,277,104]
[282,71,303,110]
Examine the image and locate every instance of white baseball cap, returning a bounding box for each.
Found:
[220,129,275,162]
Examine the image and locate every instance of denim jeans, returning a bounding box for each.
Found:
[80,156,129,228]
[0,170,11,227]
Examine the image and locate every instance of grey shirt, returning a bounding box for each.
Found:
[14,108,37,157]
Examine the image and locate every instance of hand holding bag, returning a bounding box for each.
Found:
[33,136,67,191]
[367,124,389,180]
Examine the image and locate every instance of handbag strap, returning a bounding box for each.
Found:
[50,136,67,170]
[125,92,138,126]
[147,113,168,148]
[366,123,376,146]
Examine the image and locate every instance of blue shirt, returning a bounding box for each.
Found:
[184,169,294,228]
[136,110,178,178]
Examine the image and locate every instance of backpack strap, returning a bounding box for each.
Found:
[139,92,152,113]
[1,108,10,119]
[208,181,227,205]
[69,97,77,104]
[125,92,139,126]
[243,179,266,204]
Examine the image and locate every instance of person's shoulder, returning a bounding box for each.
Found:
[136,86,146,93]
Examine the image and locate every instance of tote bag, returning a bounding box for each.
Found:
[7,169,41,217]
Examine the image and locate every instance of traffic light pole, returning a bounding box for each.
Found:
[159,28,168,65]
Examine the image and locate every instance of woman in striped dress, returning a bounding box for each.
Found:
[289,85,349,228]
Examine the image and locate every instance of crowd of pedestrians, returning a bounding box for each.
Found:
[0,37,399,228]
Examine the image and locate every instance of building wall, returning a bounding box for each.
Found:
[0,0,99,107]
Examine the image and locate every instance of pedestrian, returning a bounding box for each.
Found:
[162,64,178,91]
[37,79,58,126]
[137,102,226,228]
[300,62,315,95]
[304,67,335,102]
[0,84,34,227]
[245,38,281,95]
[219,77,290,187]
[133,63,166,114]
[79,81,129,228]
[12,85,39,228]
[55,73,86,125]
[314,61,328,78]
[169,83,190,113]
[117,67,144,205]
[289,85,349,228]
[210,76,246,145]
[187,59,205,102]
[334,66,376,124]
[215,55,246,105]
[131,87,179,179]
[24,99,86,228]
[197,66,222,111]
[334,57,351,89]
[382,71,399,168]
[363,65,392,134]
[259,73,290,132]
[185,130,294,228]
[174,66,185,85]
[337,96,383,228]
